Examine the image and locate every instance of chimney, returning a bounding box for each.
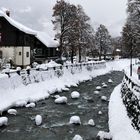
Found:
[6,10,10,17]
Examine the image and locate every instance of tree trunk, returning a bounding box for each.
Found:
[79,45,81,63]
[71,46,74,63]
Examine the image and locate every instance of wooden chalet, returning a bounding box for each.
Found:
[0,10,59,67]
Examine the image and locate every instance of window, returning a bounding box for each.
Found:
[26,52,29,57]
[19,52,21,55]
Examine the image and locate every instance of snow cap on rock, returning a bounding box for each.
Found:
[0,117,8,126]
[96,86,102,91]
[7,109,17,115]
[94,91,100,94]
[35,115,42,126]
[108,79,113,83]
[71,91,80,99]
[101,96,108,101]
[69,116,81,125]
[88,119,95,126]
[72,135,83,140]
[97,131,112,140]
[26,103,36,108]
[55,96,67,104]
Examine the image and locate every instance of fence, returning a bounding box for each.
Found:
[0,61,106,90]
[121,73,140,132]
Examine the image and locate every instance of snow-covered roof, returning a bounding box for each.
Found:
[0,10,59,48]
[36,32,59,48]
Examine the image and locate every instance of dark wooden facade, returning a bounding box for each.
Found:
[0,16,58,64]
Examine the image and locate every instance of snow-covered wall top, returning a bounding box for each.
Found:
[0,10,59,48]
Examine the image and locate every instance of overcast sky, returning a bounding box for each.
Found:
[0,0,127,37]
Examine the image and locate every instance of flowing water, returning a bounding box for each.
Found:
[0,71,123,140]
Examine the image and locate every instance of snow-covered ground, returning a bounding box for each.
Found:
[109,58,140,140]
[109,84,140,140]
[0,59,131,112]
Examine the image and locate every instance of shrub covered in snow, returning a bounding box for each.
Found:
[55,96,67,104]
[7,109,17,115]
[88,119,95,126]
[72,135,83,140]
[71,91,80,99]
[35,115,42,126]
[0,117,8,126]
[97,131,112,140]
[26,103,36,108]
[69,116,81,125]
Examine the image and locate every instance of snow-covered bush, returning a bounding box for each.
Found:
[69,116,81,125]
[7,109,17,115]
[72,135,83,140]
[0,117,8,126]
[88,119,95,126]
[71,91,80,99]
[35,115,42,126]
[55,96,67,104]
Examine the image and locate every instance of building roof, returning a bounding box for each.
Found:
[0,10,59,48]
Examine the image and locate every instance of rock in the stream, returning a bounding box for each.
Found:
[72,135,83,140]
[35,115,42,126]
[55,96,67,104]
[101,96,108,101]
[26,103,36,108]
[88,119,95,126]
[69,116,81,125]
[7,109,17,115]
[97,131,112,140]
[0,117,8,126]
[96,86,102,91]
[71,91,80,99]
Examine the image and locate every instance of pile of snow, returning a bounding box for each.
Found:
[69,116,81,125]
[55,96,67,104]
[7,109,17,115]
[14,100,27,107]
[97,131,112,140]
[71,91,80,99]
[96,86,102,91]
[98,111,103,115]
[37,60,61,70]
[26,103,36,108]
[88,119,95,126]
[72,135,83,140]
[0,117,8,126]
[94,91,100,94]
[35,115,42,126]
[108,79,113,83]
[101,96,108,101]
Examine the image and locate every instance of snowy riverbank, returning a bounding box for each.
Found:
[0,59,131,112]
[109,84,140,140]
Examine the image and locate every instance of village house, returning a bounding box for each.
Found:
[0,10,59,68]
